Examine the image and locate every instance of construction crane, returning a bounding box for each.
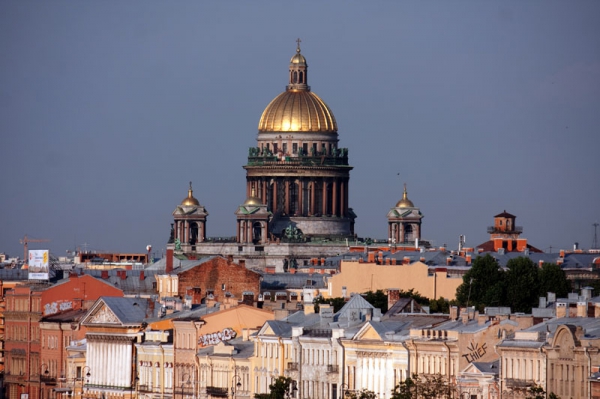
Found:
[19,234,50,263]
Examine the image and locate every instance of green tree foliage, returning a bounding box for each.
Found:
[254,376,295,399]
[344,389,378,399]
[525,384,561,399]
[313,296,346,313]
[390,374,452,399]
[538,263,571,299]
[363,290,389,313]
[428,297,453,313]
[456,254,505,310]
[505,257,541,313]
[397,288,430,306]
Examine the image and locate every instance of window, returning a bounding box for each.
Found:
[293,143,298,154]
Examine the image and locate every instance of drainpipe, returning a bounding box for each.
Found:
[494,344,502,399]
[442,341,451,397]
[585,346,591,399]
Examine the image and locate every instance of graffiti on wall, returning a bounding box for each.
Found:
[198,327,237,347]
[462,341,488,363]
[44,300,73,315]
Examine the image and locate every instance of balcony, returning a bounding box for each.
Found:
[206,387,229,397]
[487,226,523,234]
[246,150,350,168]
[505,378,532,389]
[327,365,339,373]
[287,362,298,371]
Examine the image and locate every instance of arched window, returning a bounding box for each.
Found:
[299,71,304,83]
[293,71,298,83]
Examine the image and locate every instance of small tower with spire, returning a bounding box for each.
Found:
[171,182,209,252]
[287,38,309,91]
[235,184,271,244]
[387,184,423,246]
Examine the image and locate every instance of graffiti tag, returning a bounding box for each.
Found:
[198,327,237,347]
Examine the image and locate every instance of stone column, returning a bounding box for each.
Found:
[332,181,338,216]
[125,342,132,389]
[297,180,303,216]
[272,181,278,213]
[341,180,346,217]
[262,180,267,205]
[310,182,315,216]
[285,180,290,215]
[322,181,327,216]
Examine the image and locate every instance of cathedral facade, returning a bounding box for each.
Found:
[166,42,425,271]
[167,43,358,271]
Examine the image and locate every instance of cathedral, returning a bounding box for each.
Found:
[167,42,424,271]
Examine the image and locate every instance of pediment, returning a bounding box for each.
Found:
[258,323,275,336]
[86,304,121,325]
[354,323,382,341]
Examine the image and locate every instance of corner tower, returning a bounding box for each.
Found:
[243,40,355,238]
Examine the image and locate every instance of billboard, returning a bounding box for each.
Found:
[29,249,49,280]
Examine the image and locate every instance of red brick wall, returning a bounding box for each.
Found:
[177,257,261,301]
[41,274,123,316]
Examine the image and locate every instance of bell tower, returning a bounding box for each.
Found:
[171,182,208,253]
[387,184,423,245]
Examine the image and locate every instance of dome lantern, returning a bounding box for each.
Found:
[258,39,337,133]
[288,38,308,91]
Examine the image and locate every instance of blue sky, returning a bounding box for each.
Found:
[1,2,599,259]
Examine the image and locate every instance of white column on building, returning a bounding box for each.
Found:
[125,340,133,388]
[119,342,126,387]
[99,340,106,385]
[110,341,117,386]
[88,341,96,385]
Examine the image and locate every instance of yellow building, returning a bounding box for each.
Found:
[328,260,463,300]
[172,305,274,399]
[135,330,174,399]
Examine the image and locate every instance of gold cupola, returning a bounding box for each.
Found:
[396,184,415,208]
[244,187,262,206]
[181,181,200,206]
[258,39,337,133]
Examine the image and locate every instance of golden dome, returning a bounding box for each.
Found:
[290,52,307,64]
[244,196,262,206]
[244,187,262,206]
[396,184,415,208]
[258,90,337,133]
[258,39,337,133]
[181,182,200,206]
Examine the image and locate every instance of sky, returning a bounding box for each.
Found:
[1,1,599,260]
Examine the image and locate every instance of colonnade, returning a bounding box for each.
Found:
[237,220,267,244]
[246,177,349,218]
[86,336,133,388]
[388,222,421,244]
[174,220,205,245]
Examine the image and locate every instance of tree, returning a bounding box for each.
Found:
[254,376,295,399]
[505,257,541,313]
[525,384,560,399]
[313,296,346,313]
[345,389,378,399]
[456,254,505,310]
[390,374,452,399]
[429,296,453,313]
[538,263,571,299]
[363,290,389,313]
